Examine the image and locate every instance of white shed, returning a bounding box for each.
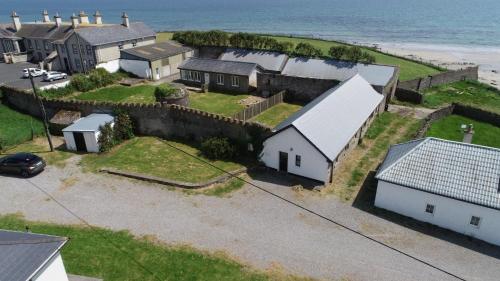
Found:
[62,114,114,153]
[375,138,500,246]
[259,74,383,183]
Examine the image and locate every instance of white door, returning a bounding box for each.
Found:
[162,65,171,78]
[204,73,210,85]
[155,68,160,80]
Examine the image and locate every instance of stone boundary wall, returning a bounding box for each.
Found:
[0,86,272,147]
[394,88,424,104]
[232,91,285,121]
[414,105,455,138]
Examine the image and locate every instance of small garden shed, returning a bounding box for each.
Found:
[62,113,114,153]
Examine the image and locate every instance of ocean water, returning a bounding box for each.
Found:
[2,0,500,47]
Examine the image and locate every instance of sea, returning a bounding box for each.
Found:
[1,0,500,48]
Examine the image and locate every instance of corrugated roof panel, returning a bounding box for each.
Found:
[179,57,258,76]
[62,113,114,132]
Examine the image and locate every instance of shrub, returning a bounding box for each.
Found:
[154,84,183,100]
[201,137,237,160]
[98,122,115,153]
[345,46,363,62]
[40,84,75,99]
[328,46,348,59]
[293,42,322,57]
[273,41,294,54]
[361,52,376,64]
[71,74,95,92]
[113,113,134,142]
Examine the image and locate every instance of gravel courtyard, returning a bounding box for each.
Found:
[1,160,499,281]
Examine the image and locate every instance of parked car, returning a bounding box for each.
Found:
[0,153,46,177]
[43,71,68,82]
[22,68,46,78]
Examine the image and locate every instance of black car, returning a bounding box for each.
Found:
[0,153,46,177]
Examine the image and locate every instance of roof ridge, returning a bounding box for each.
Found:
[376,138,429,178]
[190,57,259,67]
[428,137,500,152]
[0,237,67,245]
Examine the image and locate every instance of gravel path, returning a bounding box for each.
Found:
[1,162,499,281]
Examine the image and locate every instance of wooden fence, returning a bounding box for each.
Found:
[233,91,285,121]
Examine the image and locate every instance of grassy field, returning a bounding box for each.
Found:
[3,137,74,167]
[81,137,243,183]
[189,91,249,117]
[157,32,442,81]
[0,214,309,281]
[0,104,45,149]
[73,85,157,104]
[426,115,500,148]
[251,103,302,128]
[423,80,500,114]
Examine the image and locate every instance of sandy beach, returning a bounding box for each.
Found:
[375,43,500,89]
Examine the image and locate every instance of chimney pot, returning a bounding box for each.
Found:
[54,13,62,27]
[71,13,79,29]
[122,12,130,28]
[42,10,51,23]
[94,10,103,25]
[79,11,89,24]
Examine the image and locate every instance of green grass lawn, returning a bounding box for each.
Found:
[3,138,74,167]
[81,137,243,183]
[0,104,45,149]
[423,80,500,114]
[156,32,174,42]
[251,103,302,128]
[0,214,309,281]
[73,85,157,104]
[426,115,500,148]
[189,91,249,117]
[157,32,442,81]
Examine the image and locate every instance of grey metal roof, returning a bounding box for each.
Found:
[281,57,396,86]
[179,57,259,76]
[219,48,289,72]
[273,74,383,161]
[0,230,67,281]
[121,40,192,61]
[376,138,500,210]
[62,113,114,132]
[75,22,155,46]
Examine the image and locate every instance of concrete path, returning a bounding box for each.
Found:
[1,163,499,281]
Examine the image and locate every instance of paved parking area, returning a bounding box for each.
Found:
[0,62,70,90]
[1,162,499,281]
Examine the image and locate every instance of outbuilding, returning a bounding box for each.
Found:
[375,138,500,246]
[259,74,383,183]
[120,41,194,80]
[62,113,114,153]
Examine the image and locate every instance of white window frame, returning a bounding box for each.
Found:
[187,71,193,81]
[231,76,240,87]
[216,74,224,85]
[295,155,301,167]
[194,71,201,82]
[470,216,481,228]
[425,203,435,215]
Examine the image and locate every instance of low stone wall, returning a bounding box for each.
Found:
[399,66,478,92]
[394,88,423,104]
[1,86,272,149]
[414,105,454,138]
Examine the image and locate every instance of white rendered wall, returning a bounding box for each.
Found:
[119,59,150,78]
[33,253,69,281]
[63,132,76,151]
[260,127,330,183]
[375,180,500,246]
[96,59,120,73]
[84,131,100,153]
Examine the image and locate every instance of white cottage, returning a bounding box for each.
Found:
[375,138,500,246]
[260,74,384,183]
[62,113,114,153]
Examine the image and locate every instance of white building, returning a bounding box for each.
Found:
[0,229,69,281]
[375,137,500,246]
[62,113,114,153]
[259,74,384,183]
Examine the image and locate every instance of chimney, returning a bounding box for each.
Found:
[11,11,21,32]
[54,13,62,27]
[79,11,89,24]
[94,10,103,25]
[71,13,79,29]
[42,10,50,23]
[122,12,129,28]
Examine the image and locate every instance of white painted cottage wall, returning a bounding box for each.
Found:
[33,253,69,281]
[260,127,330,182]
[119,59,151,78]
[375,181,500,246]
[96,59,120,73]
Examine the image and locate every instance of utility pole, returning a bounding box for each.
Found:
[28,70,54,152]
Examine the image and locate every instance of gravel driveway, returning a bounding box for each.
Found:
[1,161,499,281]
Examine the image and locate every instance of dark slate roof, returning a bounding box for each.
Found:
[62,113,114,132]
[376,138,500,210]
[14,23,75,42]
[219,48,289,72]
[179,57,259,76]
[0,24,18,39]
[121,40,192,61]
[282,57,397,86]
[0,230,67,281]
[75,22,156,46]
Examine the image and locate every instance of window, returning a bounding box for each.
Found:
[231,76,240,87]
[35,40,40,50]
[193,71,201,82]
[470,216,481,227]
[187,71,192,81]
[86,45,92,55]
[27,40,33,49]
[60,45,66,54]
[44,41,51,51]
[425,204,435,214]
[295,155,301,167]
[72,44,78,54]
[180,70,187,80]
[74,58,81,69]
[216,74,224,85]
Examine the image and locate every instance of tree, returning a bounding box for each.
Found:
[360,52,376,64]
[273,41,294,53]
[328,46,348,59]
[293,42,322,57]
[98,122,115,153]
[113,113,134,142]
[345,46,363,62]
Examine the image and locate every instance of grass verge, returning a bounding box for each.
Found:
[189,91,249,117]
[73,84,157,104]
[426,115,500,148]
[81,137,244,184]
[184,177,246,197]
[0,104,45,149]
[0,214,311,281]
[3,138,74,167]
[251,103,302,128]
